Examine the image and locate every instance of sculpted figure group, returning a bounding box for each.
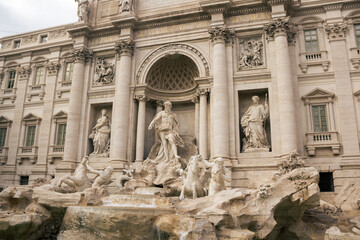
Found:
[53,156,113,193]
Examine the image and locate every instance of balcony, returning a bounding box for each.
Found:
[299,50,330,73]
[305,131,341,156]
[48,145,64,163]
[0,147,9,164]
[0,88,17,104]
[27,84,45,102]
[17,146,38,164]
[350,47,360,69]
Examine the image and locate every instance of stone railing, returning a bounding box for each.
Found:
[50,145,64,153]
[17,146,38,164]
[350,47,360,69]
[48,145,65,164]
[305,131,341,156]
[27,84,45,101]
[0,88,16,104]
[299,50,330,73]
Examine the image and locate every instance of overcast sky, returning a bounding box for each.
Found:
[0,0,78,38]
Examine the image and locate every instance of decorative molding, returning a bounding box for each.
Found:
[323,4,343,12]
[114,40,135,57]
[46,62,60,75]
[325,24,348,41]
[70,47,93,62]
[134,94,148,102]
[264,18,296,42]
[208,27,235,44]
[16,66,31,80]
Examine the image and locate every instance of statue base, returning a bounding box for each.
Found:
[244,148,270,153]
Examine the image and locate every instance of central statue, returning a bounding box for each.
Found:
[148,101,184,162]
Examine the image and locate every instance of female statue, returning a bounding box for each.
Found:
[89,109,111,155]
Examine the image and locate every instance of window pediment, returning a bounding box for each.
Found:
[0,116,12,125]
[53,111,68,119]
[23,113,41,122]
[302,88,335,102]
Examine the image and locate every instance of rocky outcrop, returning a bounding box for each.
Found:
[325,226,360,240]
[334,182,360,211]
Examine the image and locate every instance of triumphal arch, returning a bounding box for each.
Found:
[1,0,360,199]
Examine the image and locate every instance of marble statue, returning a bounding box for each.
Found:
[115,167,134,191]
[179,155,206,200]
[238,39,264,69]
[53,156,89,192]
[86,162,114,188]
[75,0,90,23]
[94,58,114,85]
[148,101,184,162]
[202,157,230,196]
[119,0,134,12]
[89,109,111,156]
[241,95,270,152]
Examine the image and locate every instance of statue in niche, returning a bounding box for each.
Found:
[89,109,111,156]
[238,39,264,69]
[202,157,231,196]
[241,95,270,152]
[119,0,134,13]
[75,0,90,23]
[94,58,114,86]
[148,101,184,162]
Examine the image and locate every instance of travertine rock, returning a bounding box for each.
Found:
[325,226,360,240]
[334,182,360,211]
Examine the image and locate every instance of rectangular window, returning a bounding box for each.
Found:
[14,40,20,49]
[40,35,48,43]
[34,66,45,85]
[64,62,74,82]
[0,128,6,147]
[304,29,319,52]
[312,105,328,132]
[20,176,29,185]
[25,125,36,146]
[8,70,16,89]
[355,24,360,47]
[56,123,66,146]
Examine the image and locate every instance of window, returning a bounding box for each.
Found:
[304,29,319,52]
[56,123,66,146]
[0,128,6,147]
[40,35,48,43]
[64,62,74,82]
[355,24,360,47]
[14,40,20,48]
[20,176,29,185]
[319,172,334,192]
[7,70,16,89]
[25,125,36,146]
[34,66,45,85]
[312,105,328,132]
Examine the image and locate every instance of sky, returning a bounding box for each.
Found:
[0,0,78,38]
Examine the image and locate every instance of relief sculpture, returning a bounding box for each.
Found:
[94,58,114,86]
[238,38,264,70]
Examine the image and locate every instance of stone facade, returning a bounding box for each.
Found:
[0,0,360,199]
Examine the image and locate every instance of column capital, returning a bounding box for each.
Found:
[46,62,60,76]
[16,65,31,80]
[264,18,296,42]
[70,47,93,62]
[208,27,235,44]
[325,23,348,41]
[134,94,148,102]
[115,39,135,57]
[198,88,211,96]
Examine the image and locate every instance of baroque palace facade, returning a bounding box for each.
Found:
[0,0,360,198]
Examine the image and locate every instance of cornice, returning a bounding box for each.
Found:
[323,3,343,11]
[67,24,92,38]
[228,5,270,16]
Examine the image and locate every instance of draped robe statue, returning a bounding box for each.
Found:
[89,109,111,155]
[241,95,270,152]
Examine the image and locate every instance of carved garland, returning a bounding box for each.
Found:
[136,44,210,84]
[46,62,60,75]
[264,18,297,42]
[325,24,348,40]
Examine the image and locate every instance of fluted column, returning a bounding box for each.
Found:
[209,27,232,159]
[192,96,200,145]
[135,95,147,162]
[62,48,92,169]
[199,88,210,160]
[264,19,297,154]
[111,40,134,167]
[325,24,359,155]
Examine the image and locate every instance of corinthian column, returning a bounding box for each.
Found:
[199,88,210,160]
[325,24,359,155]
[111,40,134,168]
[61,48,92,171]
[135,95,147,163]
[209,27,232,159]
[264,19,297,154]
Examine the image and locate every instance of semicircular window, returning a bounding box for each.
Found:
[146,55,199,91]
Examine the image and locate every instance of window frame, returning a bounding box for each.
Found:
[21,113,41,148]
[304,29,320,53]
[7,70,16,89]
[0,116,12,149]
[40,35,48,44]
[55,123,67,146]
[25,125,36,147]
[63,61,74,82]
[311,104,329,132]
[34,66,45,85]
[13,40,21,49]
